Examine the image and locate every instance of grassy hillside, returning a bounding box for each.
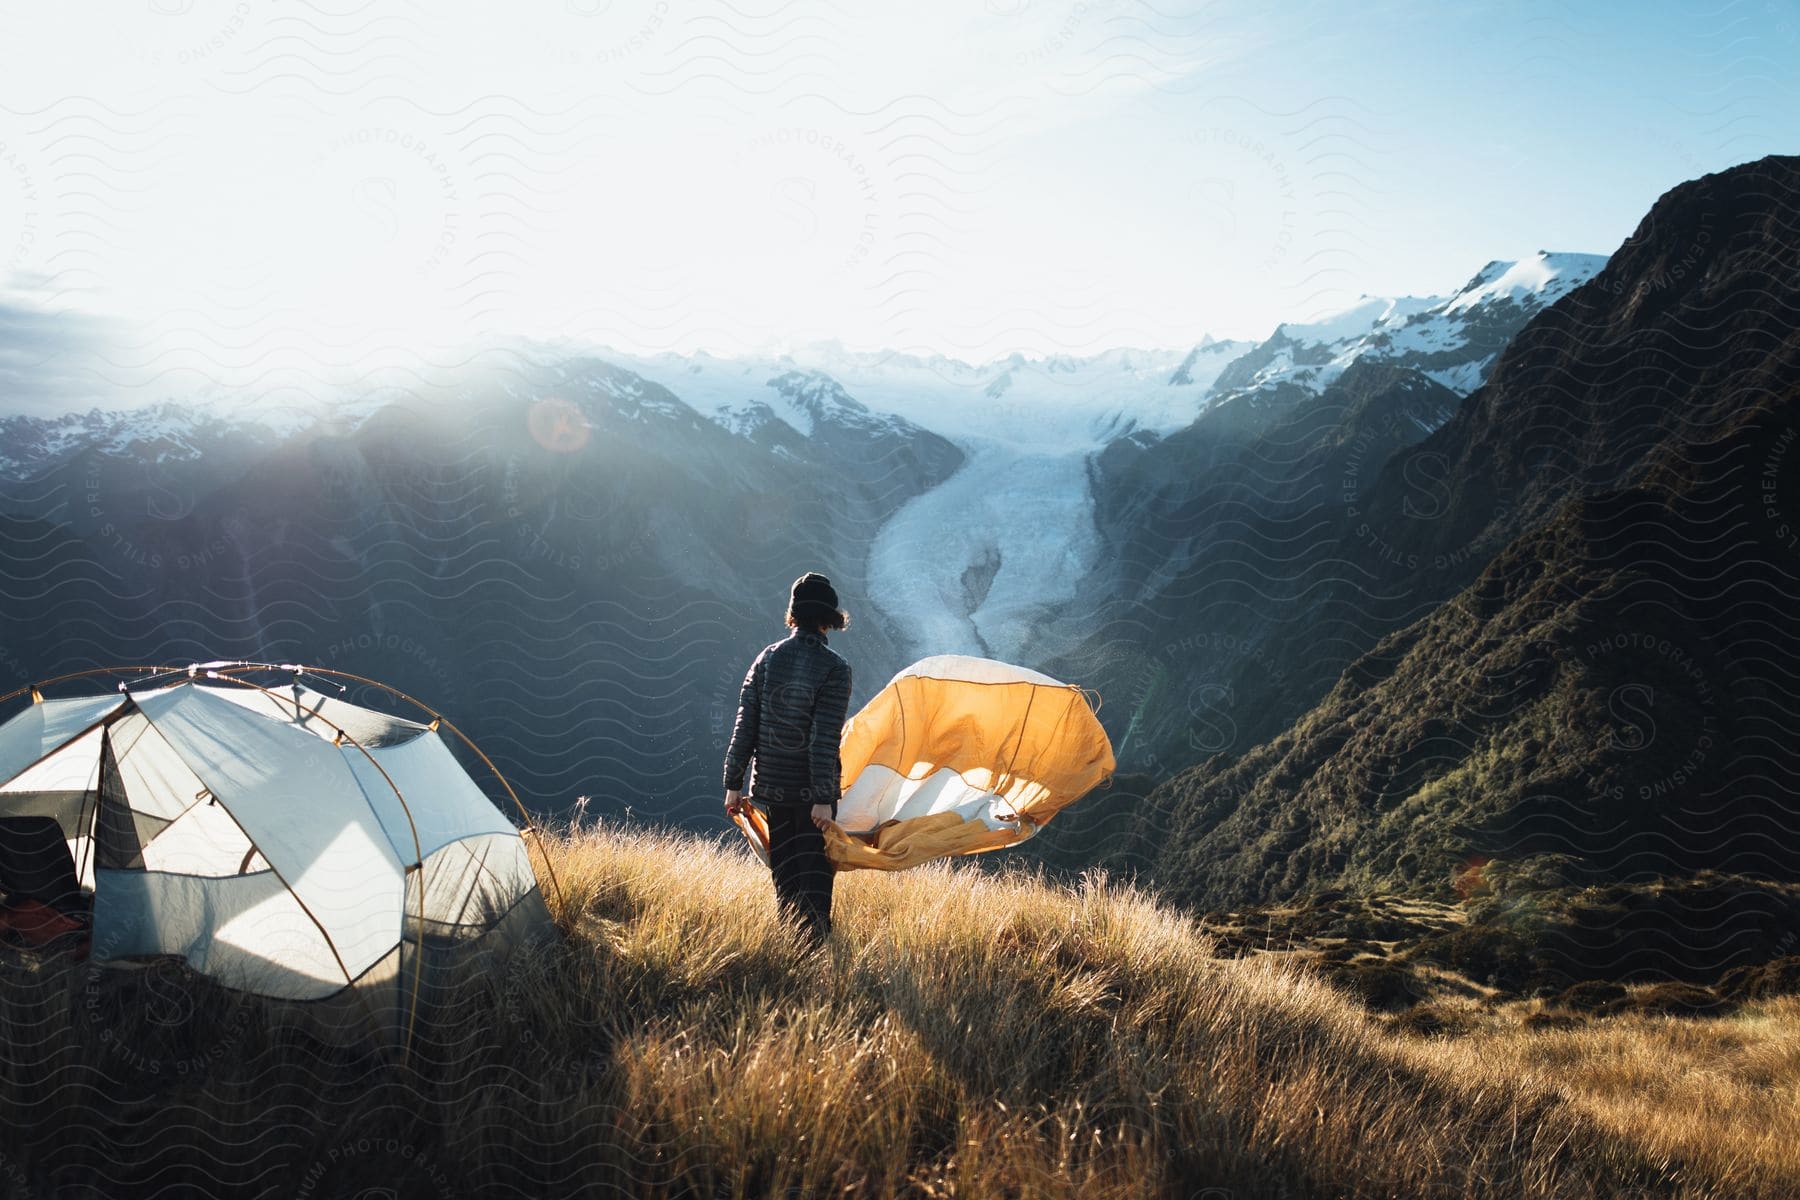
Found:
[1057,155,1800,791]
[1143,372,1800,913]
[5,826,1797,1197]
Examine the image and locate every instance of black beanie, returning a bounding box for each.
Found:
[789,572,841,623]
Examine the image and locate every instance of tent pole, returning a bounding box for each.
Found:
[240,665,568,917]
[0,664,181,709]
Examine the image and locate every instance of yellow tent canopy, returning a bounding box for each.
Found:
[732,655,1115,871]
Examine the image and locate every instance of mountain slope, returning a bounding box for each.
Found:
[622,256,1600,672]
[1140,154,1800,915]
[1052,158,1790,792]
[616,340,1259,661]
[0,355,961,824]
[1152,394,1800,908]
[1205,251,1607,405]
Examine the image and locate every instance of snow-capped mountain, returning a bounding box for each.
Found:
[0,400,322,480]
[2,250,1599,488]
[0,352,963,834]
[606,337,1258,660]
[610,338,1253,451]
[613,255,1600,476]
[588,253,1607,664]
[1207,252,1610,409]
[592,350,910,442]
[0,248,1605,752]
[0,250,1608,680]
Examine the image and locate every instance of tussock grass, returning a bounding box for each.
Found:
[508,826,1788,1198]
[1406,997,1800,1193]
[1,824,1793,1197]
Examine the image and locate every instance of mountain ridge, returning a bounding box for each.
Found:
[1130,153,1800,914]
[0,237,1623,829]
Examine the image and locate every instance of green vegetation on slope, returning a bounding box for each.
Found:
[1143,376,1800,914]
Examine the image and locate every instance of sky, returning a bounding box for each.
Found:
[0,0,1795,404]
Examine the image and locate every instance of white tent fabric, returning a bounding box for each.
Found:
[95,868,349,997]
[140,801,263,876]
[130,684,407,980]
[0,676,550,1011]
[344,731,521,862]
[887,655,1068,689]
[208,682,432,748]
[836,763,1014,833]
[410,833,539,931]
[3,724,109,889]
[0,695,124,787]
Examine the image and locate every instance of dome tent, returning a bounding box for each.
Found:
[0,663,556,1047]
[733,655,1115,871]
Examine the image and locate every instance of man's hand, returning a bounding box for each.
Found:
[810,803,835,833]
[724,789,744,818]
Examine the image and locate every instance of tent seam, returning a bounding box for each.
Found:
[128,683,363,993]
[0,699,130,793]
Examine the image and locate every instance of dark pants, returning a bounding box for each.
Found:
[764,803,834,945]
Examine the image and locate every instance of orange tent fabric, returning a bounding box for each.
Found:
[733,656,1115,872]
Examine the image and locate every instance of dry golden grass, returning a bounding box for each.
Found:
[4,824,1792,1197]
[1400,996,1800,1195]
[497,824,1798,1198]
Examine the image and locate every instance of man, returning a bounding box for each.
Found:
[722,572,853,946]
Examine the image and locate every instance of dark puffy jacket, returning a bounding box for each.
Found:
[722,628,853,811]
